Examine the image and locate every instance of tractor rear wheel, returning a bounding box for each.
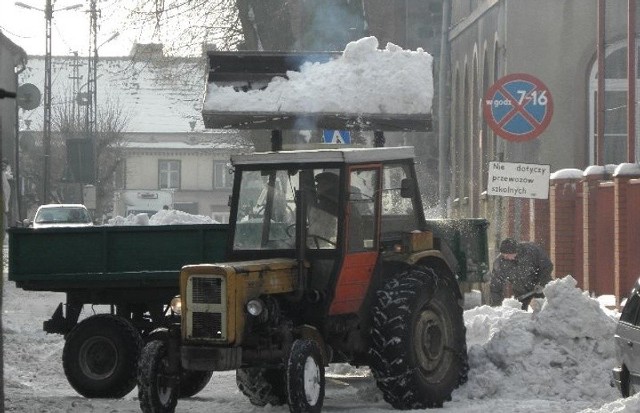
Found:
[179,370,213,398]
[236,367,287,406]
[369,266,468,409]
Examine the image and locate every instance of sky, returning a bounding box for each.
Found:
[4,210,640,412]
[0,0,148,57]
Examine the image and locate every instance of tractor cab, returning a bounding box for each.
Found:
[227,146,426,316]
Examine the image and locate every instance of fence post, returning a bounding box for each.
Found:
[549,169,583,285]
[613,163,640,306]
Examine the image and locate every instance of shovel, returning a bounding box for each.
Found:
[516,284,545,301]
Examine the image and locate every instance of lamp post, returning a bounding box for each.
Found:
[15,1,82,204]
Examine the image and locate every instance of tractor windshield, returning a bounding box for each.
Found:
[233,167,341,250]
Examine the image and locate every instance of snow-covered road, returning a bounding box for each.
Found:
[4,258,640,413]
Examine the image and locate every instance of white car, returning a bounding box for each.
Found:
[31,204,93,228]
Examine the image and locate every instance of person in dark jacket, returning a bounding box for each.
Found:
[489,238,554,309]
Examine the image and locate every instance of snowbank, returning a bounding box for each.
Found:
[459,276,619,407]
[204,36,434,115]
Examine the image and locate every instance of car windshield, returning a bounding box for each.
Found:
[35,207,91,224]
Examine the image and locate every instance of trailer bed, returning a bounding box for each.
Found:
[8,224,229,291]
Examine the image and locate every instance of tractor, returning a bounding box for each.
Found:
[137,146,473,412]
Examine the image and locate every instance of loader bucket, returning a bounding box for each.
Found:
[202,51,432,132]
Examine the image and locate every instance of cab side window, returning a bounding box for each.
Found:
[348,168,378,252]
[381,163,419,235]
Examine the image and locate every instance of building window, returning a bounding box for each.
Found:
[159,160,181,189]
[213,160,233,189]
[589,39,640,164]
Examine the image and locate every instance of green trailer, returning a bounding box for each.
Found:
[7,223,229,398]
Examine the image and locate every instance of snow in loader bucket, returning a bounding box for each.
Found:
[202,36,433,132]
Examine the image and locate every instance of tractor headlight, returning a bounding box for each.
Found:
[246,299,265,317]
[170,296,182,315]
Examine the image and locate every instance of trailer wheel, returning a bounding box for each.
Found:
[138,340,179,413]
[369,267,468,409]
[286,338,325,413]
[236,367,287,406]
[62,314,142,398]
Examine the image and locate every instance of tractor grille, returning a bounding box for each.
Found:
[185,275,227,341]
[192,312,223,339]
[192,277,223,304]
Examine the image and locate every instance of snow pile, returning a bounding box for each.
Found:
[458,276,619,407]
[105,209,217,226]
[204,36,434,115]
[580,396,640,413]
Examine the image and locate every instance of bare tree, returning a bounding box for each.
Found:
[124,0,245,54]
[27,93,130,219]
[124,0,368,53]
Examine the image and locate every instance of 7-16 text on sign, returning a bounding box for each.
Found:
[487,161,550,200]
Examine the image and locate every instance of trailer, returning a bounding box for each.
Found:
[8,223,228,398]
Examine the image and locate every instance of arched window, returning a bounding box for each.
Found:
[589,40,639,164]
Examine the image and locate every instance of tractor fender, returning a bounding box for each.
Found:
[407,245,459,275]
[293,324,329,366]
[408,252,463,301]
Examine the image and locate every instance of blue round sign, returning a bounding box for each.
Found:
[483,73,553,142]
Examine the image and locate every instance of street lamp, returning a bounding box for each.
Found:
[15,0,83,204]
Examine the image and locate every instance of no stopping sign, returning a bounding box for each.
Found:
[483,73,553,142]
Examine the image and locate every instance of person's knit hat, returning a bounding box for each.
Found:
[499,238,518,254]
[315,171,339,184]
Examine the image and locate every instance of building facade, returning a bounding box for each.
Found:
[17,44,253,221]
[445,0,639,250]
[0,31,27,227]
[114,131,252,222]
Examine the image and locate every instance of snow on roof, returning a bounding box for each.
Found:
[231,146,415,165]
[203,37,433,116]
[18,55,206,133]
[123,141,246,150]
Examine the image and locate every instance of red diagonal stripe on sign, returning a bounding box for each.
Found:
[496,85,542,131]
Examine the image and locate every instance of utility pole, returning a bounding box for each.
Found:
[15,1,83,203]
[86,0,98,185]
[87,0,97,145]
[43,0,52,203]
[69,51,83,122]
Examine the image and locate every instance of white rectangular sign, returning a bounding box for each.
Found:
[487,161,550,200]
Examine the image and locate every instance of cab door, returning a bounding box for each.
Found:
[329,165,381,315]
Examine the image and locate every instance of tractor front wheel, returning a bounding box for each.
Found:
[137,340,180,413]
[286,338,325,413]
